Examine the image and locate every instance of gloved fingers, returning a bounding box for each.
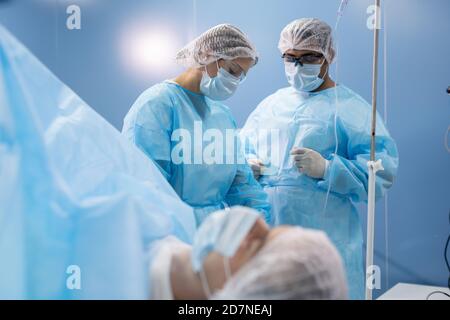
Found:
[255,159,265,166]
[293,157,313,166]
[248,158,265,167]
[290,147,310,155]
[294,163,302,169]
[292,154,310,162]
[248,159,265,179]
[250,165,261,179]
[294,162,305,173]
[293,160,305,169]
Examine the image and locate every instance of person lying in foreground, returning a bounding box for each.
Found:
[0,25,345,300]
[150,207,348,300]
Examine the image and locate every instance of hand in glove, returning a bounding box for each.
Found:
[291,148,328,179]
[247,159,265,180]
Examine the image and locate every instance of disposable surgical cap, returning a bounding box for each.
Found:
[176,23,258,68]
[278,18,336,64]
[213,227,348,300]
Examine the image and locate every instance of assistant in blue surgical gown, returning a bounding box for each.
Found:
[240,85,399,299]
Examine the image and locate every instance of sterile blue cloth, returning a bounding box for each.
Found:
[0,25,196,299]
[240,85,399,299]
[122,81,271,226]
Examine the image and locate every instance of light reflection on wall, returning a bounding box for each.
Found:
[119,22,181,80]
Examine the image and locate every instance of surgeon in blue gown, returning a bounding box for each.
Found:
[240,19,399,299]
[0,25,196,299]
[122,24,271,226]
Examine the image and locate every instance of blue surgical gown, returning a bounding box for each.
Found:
[241,85,399,300]
[122,81,271,226]
[0,25,196,299]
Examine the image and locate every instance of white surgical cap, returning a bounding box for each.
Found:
[176,24,258,68]
[212,227,348,300]
[278,18,336,64]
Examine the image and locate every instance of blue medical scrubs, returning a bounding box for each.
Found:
[122,81,271,226]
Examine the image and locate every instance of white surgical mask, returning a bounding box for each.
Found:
[191,207,260,298]
[285,61,327,92]
[200,61,241,101]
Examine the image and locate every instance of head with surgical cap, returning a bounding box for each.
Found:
[213,227,348,300]
[176,23,259,68]
[278,18,336,64]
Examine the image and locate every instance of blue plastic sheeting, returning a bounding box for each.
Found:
[0,25,196,299]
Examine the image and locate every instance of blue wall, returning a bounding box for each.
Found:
[1,0,449,298]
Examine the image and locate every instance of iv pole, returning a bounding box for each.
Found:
[366,0,384,300]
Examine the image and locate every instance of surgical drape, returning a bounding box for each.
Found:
[0,25,196,299]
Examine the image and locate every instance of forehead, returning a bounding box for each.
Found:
[266,225,293,242]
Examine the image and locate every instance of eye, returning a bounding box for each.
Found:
[301,54,323,64]
[229,68,240,77]
[283,56,295,63]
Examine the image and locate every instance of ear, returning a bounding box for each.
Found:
[321,61,330,78]
[329,47,336,64]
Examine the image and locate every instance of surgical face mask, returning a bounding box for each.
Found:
[191,207,260,297]
[200,61,241,101]
[285,61,327,92]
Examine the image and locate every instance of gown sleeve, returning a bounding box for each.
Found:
[122,85,174,180]
[318,96,399,203]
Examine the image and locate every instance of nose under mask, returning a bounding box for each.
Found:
[285,61,327,92]
[200,61,241,101]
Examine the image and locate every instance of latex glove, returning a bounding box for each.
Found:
[291,147,328,179]
[247,159,264,180]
